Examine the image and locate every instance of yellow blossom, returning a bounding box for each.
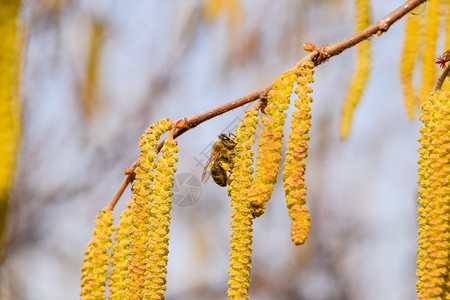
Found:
[283,61,314,245]
[399,7,423,119]
[340,0,371,138]
[108,200,134,300]
[0,0,22,258]
[416,91,450,300]
[227,103,259,299]
[419,0,441,103]
[145,136,179,299]
[80,208,114,300]
[248,70,297,217]
[127,118,174,299]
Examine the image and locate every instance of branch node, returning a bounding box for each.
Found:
[378,19,390,33]
[175,118,189,130]
[124,161,138,175]
[258,92,269,114]
[314,46,331,64]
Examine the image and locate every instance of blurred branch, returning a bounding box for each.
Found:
[108,0,428,210]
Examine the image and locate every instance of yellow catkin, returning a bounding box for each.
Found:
[80,208,114,300]
[0,0,22,260]
[416,91,450,300]
[226,104,259,299]
[248,70,297,217]
[399,7,423,119]
[108,200,134,300]
[419,0,441,103]
[283,62,315,246]
[145,136,178,299]
[81,20,104,117]
[126,118,173,299]
[340,0,371,138]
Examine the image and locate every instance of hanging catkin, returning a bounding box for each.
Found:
[416,91,450,299]
[339,0,371,138]
[227,103,259,299]
[283,61,315,245]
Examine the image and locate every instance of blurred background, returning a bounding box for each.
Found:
[2,0,423,299]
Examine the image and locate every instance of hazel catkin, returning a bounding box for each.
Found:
[227,103,259,299]
[248,70,297,217]
[399,7,423,119]
[145,136,179,299]
[283,61,315,245]
[0,0,22,250]
[416,91,450,300]
[80,208,114,300]
[127,118,173,298]
[340,0,371,138]
[419,0,441,103]
[109,200,134,300]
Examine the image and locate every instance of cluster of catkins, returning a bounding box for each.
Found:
[226,61,315,299]
[81,119,179,300]
[79,62,316,299]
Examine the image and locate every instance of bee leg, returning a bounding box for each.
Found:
[220,161,232,172]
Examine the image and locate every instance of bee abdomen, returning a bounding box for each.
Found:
[211,163,227,187]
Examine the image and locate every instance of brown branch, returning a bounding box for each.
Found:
[434,64,450,92]
[108,0,428,210]
[176,51,319,135]
[107,161,137,210]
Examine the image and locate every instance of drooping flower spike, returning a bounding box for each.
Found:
[416,91,450,300]
[108,200,134,300]
[126,119,174,298]
[419,0,441,102]
[283,61,315,245]
[0,0,22,249]
[339,0,371,138]
[145,131,179,299]
[227,102,260,299]
[80,208,114,300]
[248,69,297,217]
[399,6,423,119]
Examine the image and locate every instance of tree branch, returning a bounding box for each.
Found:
[108,0,429,210]
[434,64,450,92]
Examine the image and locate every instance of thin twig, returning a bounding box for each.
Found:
[107,161,138,210]
[108,0,429,209]
[434,64,450,91]
[167,125,177,139]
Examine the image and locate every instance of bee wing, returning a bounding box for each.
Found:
[201,151,221,184]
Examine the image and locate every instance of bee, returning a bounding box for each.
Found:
[202,133,237,187]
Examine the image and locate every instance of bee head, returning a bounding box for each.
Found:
[219,134,230,141]
[218,133,236,149]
